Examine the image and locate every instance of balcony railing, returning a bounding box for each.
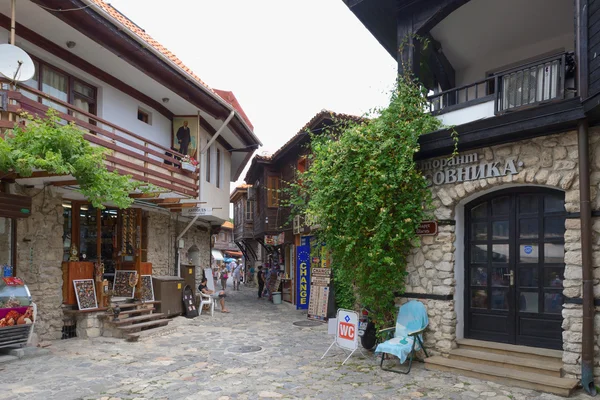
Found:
[427,52,575,116]
[0,81,198,198]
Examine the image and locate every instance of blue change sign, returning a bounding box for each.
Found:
[296,245,310,310]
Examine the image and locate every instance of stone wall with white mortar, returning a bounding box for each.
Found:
[401,128,600,380]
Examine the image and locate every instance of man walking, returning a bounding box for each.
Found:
[257,265,265,299]
[176,120,191,155]
[232,259,242,290]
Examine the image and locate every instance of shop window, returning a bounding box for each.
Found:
[62,202,72,262]
[267,176,280,208]
[0,217,15,275]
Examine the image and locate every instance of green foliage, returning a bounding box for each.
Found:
[291,75,442,326]
[332,266,356,310]
[0,110,152,208]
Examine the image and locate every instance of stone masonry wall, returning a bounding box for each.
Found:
[15,186,64,341]
[401,128,600,377]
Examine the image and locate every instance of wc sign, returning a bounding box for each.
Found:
[336,309,358,351]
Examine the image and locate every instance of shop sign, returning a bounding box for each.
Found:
[265,233,286,246]
[418,152,524,186]
[308,267,331,321]
[416,221,438,235]
[181,207,212,217]
[296,245,310,310]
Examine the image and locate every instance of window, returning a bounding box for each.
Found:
[246,200,254,220]
[216,148,221,188]
[137,108,151,125]
[22,58,97,116]
[237,200,244,224]
[206,140,211,182]
[0,217,15,274]
[267,176,280,208]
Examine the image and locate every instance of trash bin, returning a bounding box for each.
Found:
[272,292,282,305]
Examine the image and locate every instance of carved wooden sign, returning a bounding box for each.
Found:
[416,221,438,235]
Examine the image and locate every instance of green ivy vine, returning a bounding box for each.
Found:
[0,110,153,208]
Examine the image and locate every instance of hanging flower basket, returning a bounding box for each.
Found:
[181,162,197,172]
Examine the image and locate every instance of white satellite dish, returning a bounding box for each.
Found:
[0,44,35,82]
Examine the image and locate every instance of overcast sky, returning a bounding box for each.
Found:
[109,0,397,192]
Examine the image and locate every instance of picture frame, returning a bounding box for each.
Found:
[140,275,154,302]
[113,270,136,298]
[73,279,98,310]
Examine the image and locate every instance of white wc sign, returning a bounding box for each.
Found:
[321,309,359,365]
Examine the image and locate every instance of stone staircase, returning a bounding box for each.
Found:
[425,339,579,397]
[101,301,171,342]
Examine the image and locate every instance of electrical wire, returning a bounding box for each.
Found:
[32,2,93,12]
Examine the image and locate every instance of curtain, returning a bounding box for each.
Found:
[41,65,68,114]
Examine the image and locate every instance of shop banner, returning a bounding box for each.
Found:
[296,245,310,310]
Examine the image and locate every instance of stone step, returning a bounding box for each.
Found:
[457,339,562,363]
[116,319,169,332]
[425,356,578,397]
[112,313,166,326]
[126,324,179,342]
[112,300,161,310]
[449,348,563,377]
[99,307,155,319]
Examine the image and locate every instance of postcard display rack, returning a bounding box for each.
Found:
[0,277,36,348]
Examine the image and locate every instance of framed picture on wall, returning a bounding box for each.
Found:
[172,117,199,158]
[73,279,98,310]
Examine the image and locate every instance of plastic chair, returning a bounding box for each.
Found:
[198,292,214,316]
[374,300,429,374]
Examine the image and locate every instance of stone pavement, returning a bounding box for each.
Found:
[0,280,589,400]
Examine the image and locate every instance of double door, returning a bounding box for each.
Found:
[465,189,566,349]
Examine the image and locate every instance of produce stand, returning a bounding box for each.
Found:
[0,277,36,348]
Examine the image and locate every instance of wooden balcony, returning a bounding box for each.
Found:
[0,82,198,199]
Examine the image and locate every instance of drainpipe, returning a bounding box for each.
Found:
[578,119,596,396]
[175,110,235,275]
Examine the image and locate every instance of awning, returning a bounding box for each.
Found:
[225,251,243,257]
[211,249,224,261]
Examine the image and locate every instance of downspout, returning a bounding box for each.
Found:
[579,119,596,396]
[175,110,235,276]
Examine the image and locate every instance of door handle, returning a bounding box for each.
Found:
[503,270,514,286]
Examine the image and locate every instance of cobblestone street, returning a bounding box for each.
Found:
[0,282,588,400]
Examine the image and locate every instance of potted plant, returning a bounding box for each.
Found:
[181,155,198,172]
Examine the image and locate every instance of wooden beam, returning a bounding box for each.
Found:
[157,202,206,208]
[51,180,79,187]
[129,193,161,199]
[427,35,455,91]
[140,197,181,204]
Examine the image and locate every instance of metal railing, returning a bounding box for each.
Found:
[427,52,574,115]
[0,80,199,198]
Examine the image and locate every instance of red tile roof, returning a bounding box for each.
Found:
[221,221,234,230]
[213,90,254,131]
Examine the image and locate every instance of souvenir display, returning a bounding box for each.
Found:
[113,270,136,298]
[140,275,154,302]
[73,279,98,310]
[0,277,35,347]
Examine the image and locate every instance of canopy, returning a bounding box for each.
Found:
[211,249,224,261]
[225,250,243,257]
[223,258,236,264]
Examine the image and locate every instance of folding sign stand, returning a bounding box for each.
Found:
[321,309,360,365]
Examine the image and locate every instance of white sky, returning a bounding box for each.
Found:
[108,0,397,198]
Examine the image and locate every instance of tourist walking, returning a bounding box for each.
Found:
[257,265,265,298]
[232,259,243,290]
[220,265,228,290]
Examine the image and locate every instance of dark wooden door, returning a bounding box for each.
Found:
[465,188,565,349]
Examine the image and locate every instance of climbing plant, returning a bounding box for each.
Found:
[0,110,153,208]
[290,74,442,326]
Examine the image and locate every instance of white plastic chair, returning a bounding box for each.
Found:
[199,292,214,316]
[27,302,37,345]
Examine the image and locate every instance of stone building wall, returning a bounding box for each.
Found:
[15,187,65,341]
[402,128,600,380]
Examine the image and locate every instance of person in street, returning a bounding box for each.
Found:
[232,259,243,291]
[198,277,229,313]
[257,265,265,299]
[176,120,191,155]
[220,265,228,290]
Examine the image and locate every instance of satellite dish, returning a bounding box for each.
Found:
[0,44,35,82]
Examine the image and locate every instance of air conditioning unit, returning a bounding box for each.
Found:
[293,215,301,235]
[247,187,255,200]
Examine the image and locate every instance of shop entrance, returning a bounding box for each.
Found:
[465,188,565,349]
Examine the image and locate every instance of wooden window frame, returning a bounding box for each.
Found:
[137,108,151,125]
[267,176,280,208]
[246,200,254,221]
[216,148,222,188]
[24,56,97,115]
[206,140,211,183]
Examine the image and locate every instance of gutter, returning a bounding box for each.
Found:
[81,0,262,147]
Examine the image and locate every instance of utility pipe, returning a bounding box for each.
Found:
[175,110,235,276]
[578,119,596,396]
[10,0,15,45]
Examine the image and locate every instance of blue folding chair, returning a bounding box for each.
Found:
[374,300,429,374]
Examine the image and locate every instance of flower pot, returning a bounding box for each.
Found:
[182,162,196,172]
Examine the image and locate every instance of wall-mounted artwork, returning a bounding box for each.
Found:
[173,117,199,158]
[140,275,154,302]
[113,270,136,298]
[73,279,98,310]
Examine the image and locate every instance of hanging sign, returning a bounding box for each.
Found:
[308,267,331,322]
[296,246,310,310]
[182,207,213,217]
[416,221,438,235]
